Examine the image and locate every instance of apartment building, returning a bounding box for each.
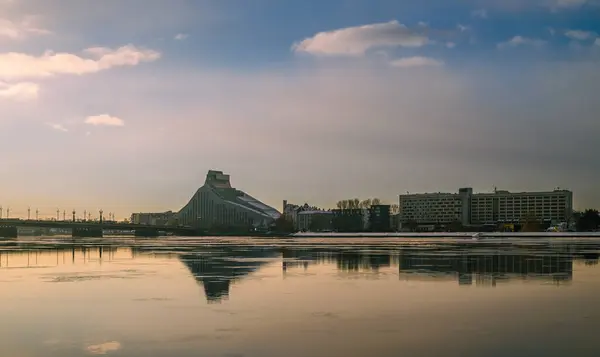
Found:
[399,188,472,225]
[470,189,572,224]
[399,187,572,225]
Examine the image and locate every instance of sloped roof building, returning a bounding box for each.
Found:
[178,170,280,229]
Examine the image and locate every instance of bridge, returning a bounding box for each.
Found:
[0,219,198,238]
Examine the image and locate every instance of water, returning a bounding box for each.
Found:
[1,237,600,357]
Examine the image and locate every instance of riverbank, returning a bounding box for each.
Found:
[291,232,600,238]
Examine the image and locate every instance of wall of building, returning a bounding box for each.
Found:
[399,193,466,225]
[178,186,273,229]
[297,211,333,232]
[177,171,280,230]
[470,190,572,224]
[130,211,175,226]
[399,188,573,226]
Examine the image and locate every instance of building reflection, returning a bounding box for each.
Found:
[1,241,599,302]
[179,246,279,303]
[397,253,574,286]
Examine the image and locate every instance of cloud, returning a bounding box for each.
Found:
[548,27,556,36]
[0,45,160,80]
[446,42,456,48]
[174,33,188,40]
[457,24,470,32]
[549,0,589,8]
[497,36,546,49]
[46,123,68,132]
[418,21,428,27]
[471,9,488,18]
[292,20,429,56]
[84,114,125,127]
[86,341,121,355]
[0,81,39,100]
[0,17,50,39]
[390,56,444,68]
[565,29,597,41]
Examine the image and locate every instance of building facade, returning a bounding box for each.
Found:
[368,205,392,232]
[297,210,333,232]
[470,189,572,224]
[130,211,175,226]
[399,188,472,225]
[332,208,369,232]
[177,170,281,229]
[399,188,572,226]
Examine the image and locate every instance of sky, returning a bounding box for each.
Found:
[1,0,599,219]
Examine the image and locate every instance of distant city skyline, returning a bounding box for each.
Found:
[1,0,599,218]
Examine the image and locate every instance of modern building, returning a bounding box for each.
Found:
[399,187,573,226]
[470,189,573,224]
[177,170,281,229]
[399,188,472,226]
[130,211,175,226]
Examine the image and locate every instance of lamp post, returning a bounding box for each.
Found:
[83,210,87,222]
[72,210,76,222]
[99,210,104,224]
[36,209,39,220]
[27,207,31,220]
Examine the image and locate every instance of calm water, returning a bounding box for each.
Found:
[1,237,600,357]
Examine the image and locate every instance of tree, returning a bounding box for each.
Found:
[390,204,400,215]
[360,199,372,209]
[273,215,295,234]
[371,198,381,206]
[577,209,600,231]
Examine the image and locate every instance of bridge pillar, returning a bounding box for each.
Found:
[72,227,103,238]
[134,228,160,237]
[0,226,18,238]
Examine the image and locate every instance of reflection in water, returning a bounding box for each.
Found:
[2,239,598,302]
[180,247,279,303]
[1,238,600,357]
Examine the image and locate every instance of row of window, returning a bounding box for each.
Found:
[179,190,256,227]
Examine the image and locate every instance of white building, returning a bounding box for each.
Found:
[282,201,329,230]
[177,170,281,229]
[399,187,573,225]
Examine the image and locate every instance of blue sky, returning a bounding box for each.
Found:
[1,0,599,219]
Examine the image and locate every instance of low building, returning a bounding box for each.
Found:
[130,211,175,226]
[177,170,280,230]
[297,210,333,232]
[282,201,328,230]
[369,205,391,232]
[332,208,369,232]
